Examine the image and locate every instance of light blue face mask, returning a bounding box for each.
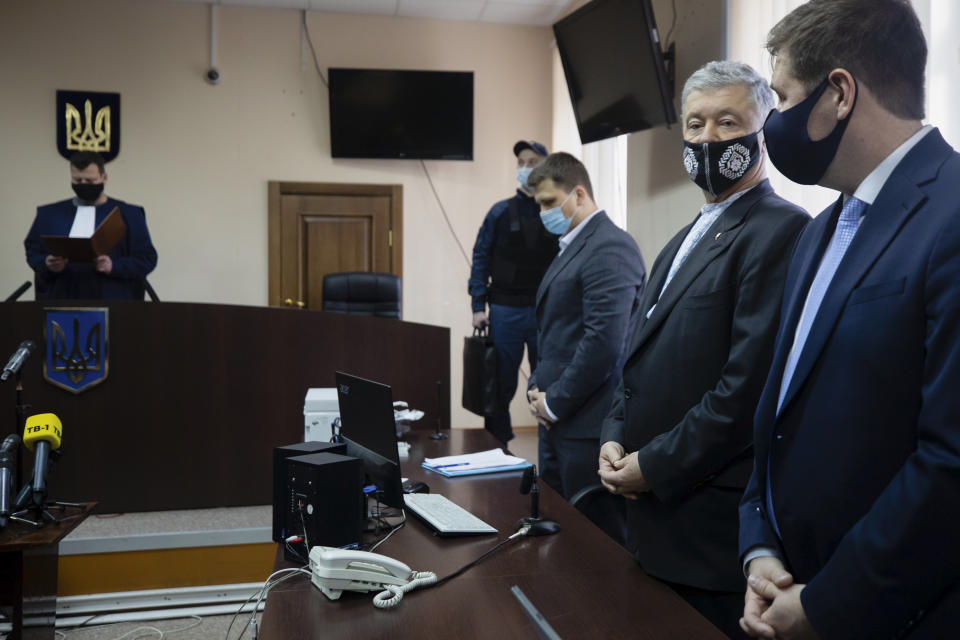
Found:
[540,190,575,235]
[517,167,533,190]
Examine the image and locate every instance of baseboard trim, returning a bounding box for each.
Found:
[0,582,276,631]
[60,526,272,555]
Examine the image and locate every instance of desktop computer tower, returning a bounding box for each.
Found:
[283,452,363,561]
[272,441,346,542]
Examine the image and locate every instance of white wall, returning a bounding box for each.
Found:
[0,0,554,429]
[625,0,727,264]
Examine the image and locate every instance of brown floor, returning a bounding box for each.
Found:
[506,424,539,465]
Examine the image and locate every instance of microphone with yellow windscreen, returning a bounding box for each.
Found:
[23,413,62,507]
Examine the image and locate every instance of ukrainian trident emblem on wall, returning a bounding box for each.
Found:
[56,90,121,162]
[43,308,110,394]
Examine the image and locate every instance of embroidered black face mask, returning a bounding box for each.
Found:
[682,131,761,197]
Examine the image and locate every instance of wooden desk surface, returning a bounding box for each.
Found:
[0,502,96,552]
[259,430,725,640]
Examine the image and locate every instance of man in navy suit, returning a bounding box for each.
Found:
[739,1,960,638]
[525,152,645,500]
[24,151,158,300]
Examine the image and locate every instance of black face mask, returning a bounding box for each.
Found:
[762,77,858,185]
[682,131,761,197]
[72,182,104,203]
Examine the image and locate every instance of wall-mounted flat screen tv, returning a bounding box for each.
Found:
[329,68,474,160]
[554,0,677,144]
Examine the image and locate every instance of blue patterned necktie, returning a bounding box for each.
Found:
[777,196,868,413]
[766,196,868,539]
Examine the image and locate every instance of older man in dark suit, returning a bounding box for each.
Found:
[525,152,645,501]
[597,61,809,638]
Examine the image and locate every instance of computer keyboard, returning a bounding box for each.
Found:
[403,493,498,535]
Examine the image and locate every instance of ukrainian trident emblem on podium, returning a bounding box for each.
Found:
[43,308,110,394]
[56,90,121,162]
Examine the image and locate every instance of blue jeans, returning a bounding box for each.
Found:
[485,303,538,444]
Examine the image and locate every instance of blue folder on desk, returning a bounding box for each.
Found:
[422,448,532,477]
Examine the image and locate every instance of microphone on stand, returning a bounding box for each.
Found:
[5,281,32,303]
[23,413,63,507]
[516,465,559,536]
[13,482,33,513]
[0,434,20,528]
[1,340,37,382]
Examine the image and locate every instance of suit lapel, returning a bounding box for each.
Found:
[776,129,953,414]
[628,182,772,356]
[777,176,926,413]
[56,200,78,235]
[779,198,843,351]
[94,201,110,227]
[759,131,942,435]
[536,211,606,310]
[748,198,839,437]
[625,229,685,354]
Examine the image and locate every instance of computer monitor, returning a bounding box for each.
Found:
[335,372,404,509]
[553,0,677,143]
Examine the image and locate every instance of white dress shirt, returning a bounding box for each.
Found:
[69,205,97,238]
[646,186,755,319]
[557,208,602,256]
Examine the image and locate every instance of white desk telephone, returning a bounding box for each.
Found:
[309,546,437,609]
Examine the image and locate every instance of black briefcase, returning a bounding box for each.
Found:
[462,327,499,416]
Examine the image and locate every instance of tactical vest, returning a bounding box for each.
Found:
[488,197,558,307]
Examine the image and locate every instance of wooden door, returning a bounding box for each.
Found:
[268,182,402,309]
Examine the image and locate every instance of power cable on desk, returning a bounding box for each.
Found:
[429,527,526,589]
[224,567,311,640]
[367,509,406,552]
[297,497,311,555]
[371,527,528,608]
[285,539,308,564]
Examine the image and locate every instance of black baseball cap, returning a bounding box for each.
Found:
[513,140,548,157]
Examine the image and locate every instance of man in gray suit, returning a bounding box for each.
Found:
[525,152,645,500]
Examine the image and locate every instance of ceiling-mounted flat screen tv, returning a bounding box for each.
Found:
[329,68,474,160]
[554,0,677,144]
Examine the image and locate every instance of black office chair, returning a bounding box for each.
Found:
[569,482,628,549]
[321,272,402,319]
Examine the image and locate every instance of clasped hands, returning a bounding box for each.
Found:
[741,557,819,639]
[45,254,112,274]
[597,441,648,499]
[527,387,554,428]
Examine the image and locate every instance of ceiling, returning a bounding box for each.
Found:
[168,0,575,26]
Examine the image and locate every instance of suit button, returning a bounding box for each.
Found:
[624,388,633,400]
